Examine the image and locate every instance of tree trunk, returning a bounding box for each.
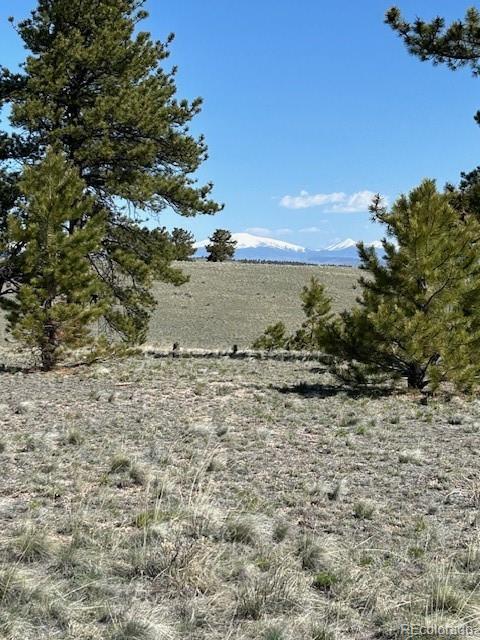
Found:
[406,364,426,390]
[41,321,58,371]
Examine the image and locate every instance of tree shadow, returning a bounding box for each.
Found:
[0,359,99,375]
[0,363,31,375]
[308,366,329,375]
[272,380,396,399]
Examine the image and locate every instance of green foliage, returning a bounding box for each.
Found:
[0,0,221,341]
[253,277,333,351]
[386,7,480,76]
[98,223,186,343]
[386,6,480,223]
[312,571,338,592]
[3,150,107,370]
[252,322,288,350]
[171,227,195,261]
[289,277,333,349]
[326,181,480,390]
[206,229,236,262]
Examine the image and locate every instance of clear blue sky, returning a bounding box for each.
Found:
[1,1,479,248]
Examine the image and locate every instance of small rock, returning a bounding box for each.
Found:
[328,477,348,501]
[15,401,35,415]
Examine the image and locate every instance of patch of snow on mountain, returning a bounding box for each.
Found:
[324,238,358,251]
[324,238,383,251]
[195,232,306,253]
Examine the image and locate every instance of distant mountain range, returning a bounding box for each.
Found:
[194,233,383,266]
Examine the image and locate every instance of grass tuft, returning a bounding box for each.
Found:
[235,567,301,620]
[224,516,258,545]
[109,453,132,473]
[296,534,325,572]
[312,570,339,592]
[10,526,54,563]
[353,500,375,520]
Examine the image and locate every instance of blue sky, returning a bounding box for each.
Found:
[1,1,479,248]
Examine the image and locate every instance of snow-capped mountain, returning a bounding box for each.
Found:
[325,238,358,251]
[194,232,305,253]
[325,238,383,252]
[194,233,383,265]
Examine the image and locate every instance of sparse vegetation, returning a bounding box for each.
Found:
[0,353,479,637]
[1,1,480,639]
[353,500,375,520]
[0,262,360,347]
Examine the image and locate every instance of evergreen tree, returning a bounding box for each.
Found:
[253,322,289,350]
[326,181,480,390]
[253,277,333,351]
[257,182,480,390]
[171,227,195,261]
[206,229,236,262]
[289,277,333,349]
[3,150,107,370]
[0,0,222,342]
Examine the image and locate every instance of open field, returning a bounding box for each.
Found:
[149,262,359,349]
[0,263,359,348]
[2,353,480,639]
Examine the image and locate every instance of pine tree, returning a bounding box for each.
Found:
[253,322,288,350]
[253,277,333,351]
[171,228,195,261]
[326,181,480,390]
[255,183,480,390]
[206,229,236,262]
[3,150,107,370]
[289,277,333,349]
[0,0,222,342]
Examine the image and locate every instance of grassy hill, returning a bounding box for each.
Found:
[0,262,359,347]
[149,262,359,349]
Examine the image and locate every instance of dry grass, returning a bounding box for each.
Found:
[1,351,480,638]
[149,261,359,349]
[0,262,358,348]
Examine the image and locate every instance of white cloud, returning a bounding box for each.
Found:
[246,227,271,235]
[300,226,324,233]
[280,189,382,213]
[245,227,293,236]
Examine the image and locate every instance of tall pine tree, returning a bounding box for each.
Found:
[326,181,480,390]
[4,150,107,370]
[206,229,236,262]
[171,228,196,261]
[0,0,221,342]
